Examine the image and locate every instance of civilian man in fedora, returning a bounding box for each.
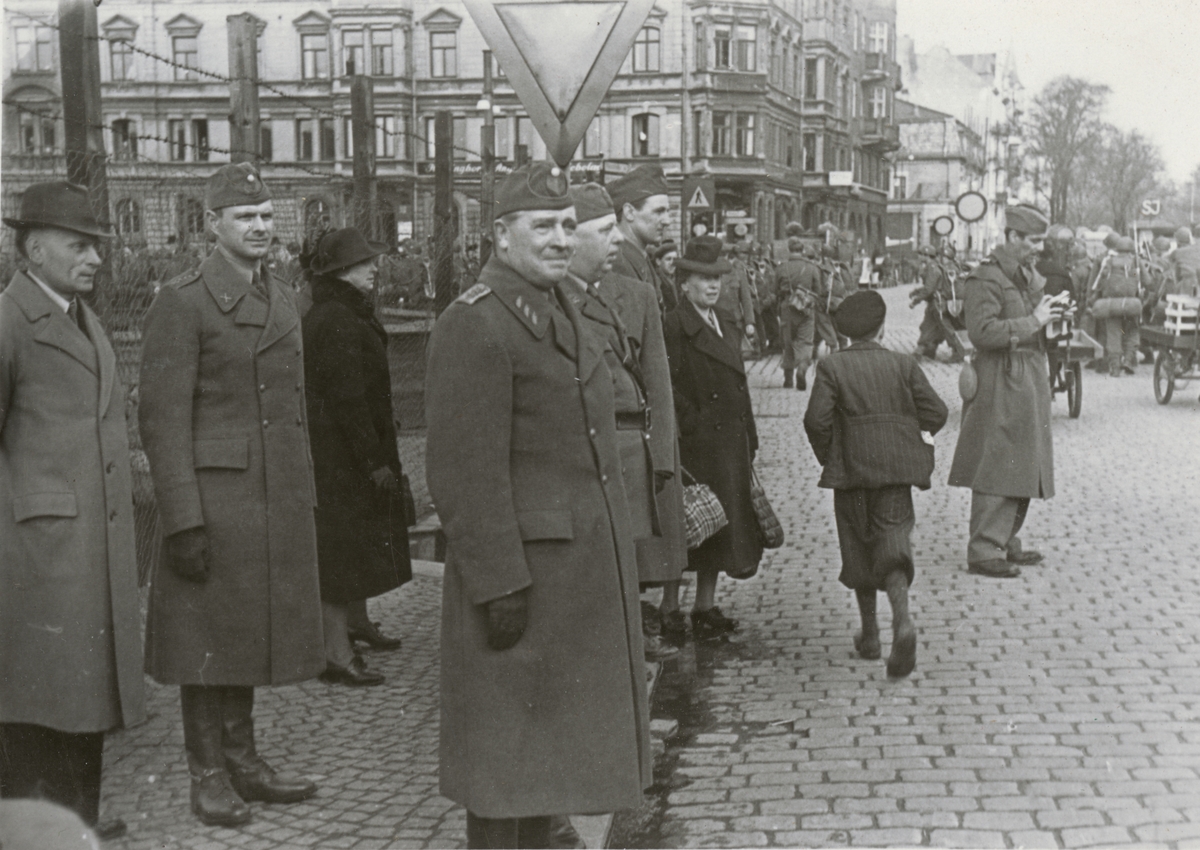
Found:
[0,181,145,840]
[138,163,324,827]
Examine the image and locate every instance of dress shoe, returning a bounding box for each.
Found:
[320,658,386,687]
[644,634,679,661]
[191,768,252,827]
[886,622,917,679]
[1007,548,1044,565]
[94,818,127,841]
[660,609,688,638]
[967,559,1021,578]
[796,375,807,391]
[229,760,318,804]
[348,621,402,650]
[692,606,738,640]
[853,630,881,660]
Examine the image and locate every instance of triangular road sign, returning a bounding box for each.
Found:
[688,186,711,209]
[464,0,658,166]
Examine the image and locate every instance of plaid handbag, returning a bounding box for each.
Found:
[681,467,728,550]
[750,468,784,549]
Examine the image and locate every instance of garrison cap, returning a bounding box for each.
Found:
[495,162,572,218]
[607,163,670,210]
[205,162,271,211]
[568,183,616,224]
[1005,203,1049,237]
[833,290,886,339]
[652,239,678,261]
[919,244,937,257]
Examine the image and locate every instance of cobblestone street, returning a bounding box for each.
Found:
[98,285,1200,849]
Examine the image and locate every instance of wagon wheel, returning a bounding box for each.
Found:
[1153,351,1175,405]
[1066,361,1082,418]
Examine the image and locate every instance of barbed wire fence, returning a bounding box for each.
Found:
[0,13,483,576]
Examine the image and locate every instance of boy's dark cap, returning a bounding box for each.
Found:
[833,290,886,338]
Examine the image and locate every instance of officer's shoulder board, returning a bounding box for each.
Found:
[165,269,203,290]
[456,283,492,305]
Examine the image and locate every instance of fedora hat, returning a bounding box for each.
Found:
[675,236,731,275]
[3,181,113,238]
[310,227,388,275]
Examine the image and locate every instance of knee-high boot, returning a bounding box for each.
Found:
[182,685,251,827]
[222,686,318,804]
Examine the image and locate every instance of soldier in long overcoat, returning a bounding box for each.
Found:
[139,164,323,827]
[608,164,672,299]
[425,163,651,849]
[0,182,145,839]
[948,205,1067,579]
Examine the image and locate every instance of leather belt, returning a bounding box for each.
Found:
[615,407,652,431]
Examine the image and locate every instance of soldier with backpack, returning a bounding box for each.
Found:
[1088,235,1145,376]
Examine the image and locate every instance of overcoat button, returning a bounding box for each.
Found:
[259,384,267,392]
[262,419,269,427]
[589,428,597,437]
[296,416,303,425]
[106,462,115,473]
[601,474,608,483]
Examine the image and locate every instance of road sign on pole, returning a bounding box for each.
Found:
[682,176,715,210]
[463,0,657,167]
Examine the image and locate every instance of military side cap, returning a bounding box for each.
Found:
[607,163,670,210]
[832,290,886,339]
[652,239,678,261]
[568,183,616,224]
[495,162,571,218]
[206,162,271,210]
[919,244,937,257]
[3,181,112,238]
[1005,203,1049,236]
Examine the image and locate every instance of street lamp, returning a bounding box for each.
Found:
[479,50,496,263]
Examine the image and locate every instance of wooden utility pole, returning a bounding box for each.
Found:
[479,50,496,263]
[351,75,378,239]
[57,0,109,227]
[227,14,261,163]
[433,111,456,316]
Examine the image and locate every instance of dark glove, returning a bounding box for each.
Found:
[166,526,210,583]
[654,470,673,494]
[370,466,399,493]
[486,589,529,651]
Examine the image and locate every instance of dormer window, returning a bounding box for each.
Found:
[165,15,202,81]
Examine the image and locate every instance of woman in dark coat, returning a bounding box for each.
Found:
[302,228,412,685]
[662,236,763,640]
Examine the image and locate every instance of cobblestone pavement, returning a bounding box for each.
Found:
[616,286,1200,848]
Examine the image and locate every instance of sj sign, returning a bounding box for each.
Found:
[463,0,657,167]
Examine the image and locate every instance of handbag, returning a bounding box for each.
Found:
[680,467,727,550]
[750,468,784,549]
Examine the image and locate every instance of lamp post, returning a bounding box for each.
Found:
[478,50,496,264]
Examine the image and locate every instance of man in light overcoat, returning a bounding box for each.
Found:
[0,181,145,840]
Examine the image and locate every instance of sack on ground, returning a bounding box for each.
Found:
[681,468,728,550]
[750,469,784,549]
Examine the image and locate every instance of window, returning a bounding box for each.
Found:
[423,116,467,159]
[495,117,511,159]
[192,119,209,161]
[835,72,845,117]
[173,36,199,80]
[110,39,134,81]
[583,118,602,158]
[302,33,328,79]
[869,21,888,54]
[376,115,396,158]
[260,125,273,161]
[14,24,54,72]
[632,27,660,72]
[825,59,836,101]
[454,116,467,159]
[112,119,137,161]
[802,133,817,171]
[711,111,731,156]
[515,116,534,161]
[297,118,315,160]
[714,26,731,69]
[893,172,907,199]
[16,108,57,156]
[168,119,186,161]
[870,85,888,119]
[115,199,140,235]
[343,117,355,158]
[735,25,756,72]
[793,48,802,94]
[769,37,779,86]
[343,29,364,75]
[178,197,205,243]
[319,118,335,160]
[694,21,706,71]
[735,113,755,156]
[371,29,394,76]
[693,111,704,157]
[804,57,817,99]
[631,113,659,157]
[430,31,456,78]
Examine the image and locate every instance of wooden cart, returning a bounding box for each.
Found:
[1143,295,1200,405]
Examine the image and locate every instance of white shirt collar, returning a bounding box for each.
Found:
[26,270,72,313]
[704,308,723,337]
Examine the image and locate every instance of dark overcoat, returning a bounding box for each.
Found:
[302,278,411,605]
[663,300,762,578]
[611,236,657,290]
[0,273,145,733]
[598,270,687,584]
[425,259,652,819]
[138,250,325,686]
[948,245,1055,499]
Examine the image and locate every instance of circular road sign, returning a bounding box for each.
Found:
[955,191,987,223]
[933,215,955,236]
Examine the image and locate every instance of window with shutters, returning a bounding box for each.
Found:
[632,113,659,157]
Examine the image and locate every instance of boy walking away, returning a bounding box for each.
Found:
[803,292,948,678]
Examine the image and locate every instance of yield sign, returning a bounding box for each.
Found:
[464,0,657,166]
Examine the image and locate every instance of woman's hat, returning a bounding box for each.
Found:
[310,228,387,275]
[675,236,731,275]
[3,181,113,238]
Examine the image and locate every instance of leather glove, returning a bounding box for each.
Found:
[370,466,399,493]
[654,470,673,493]
[486,589,529,651]
[166,526,210,583]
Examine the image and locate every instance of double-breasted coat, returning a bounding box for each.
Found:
[303,278,411,605]
[138,249,325,686]
[663,300,763,579]
[948,245,1055,499]
[0,272,145,733]
[426,258,652,819]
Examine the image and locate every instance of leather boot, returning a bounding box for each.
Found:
[783,368,794,388]
[182,685,251,827]
[222,687,318,804]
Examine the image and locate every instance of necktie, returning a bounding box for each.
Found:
[68,300,88,338]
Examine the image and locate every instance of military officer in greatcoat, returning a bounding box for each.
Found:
[425,163,652,849]
[608,164,672,296]
[0,182,146,841]
[139,163,324,827]
[948,204,1069,579]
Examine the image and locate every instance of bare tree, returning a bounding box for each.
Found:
[1098,128,1163,233]
[1026,76,1110,223]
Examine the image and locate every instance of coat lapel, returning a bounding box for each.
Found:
[680,300,744,374]
[556,283,603,383]
[257,274,299,353]
[81,303,117,419]
[10,273,99,376]
[481,259,551,341]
